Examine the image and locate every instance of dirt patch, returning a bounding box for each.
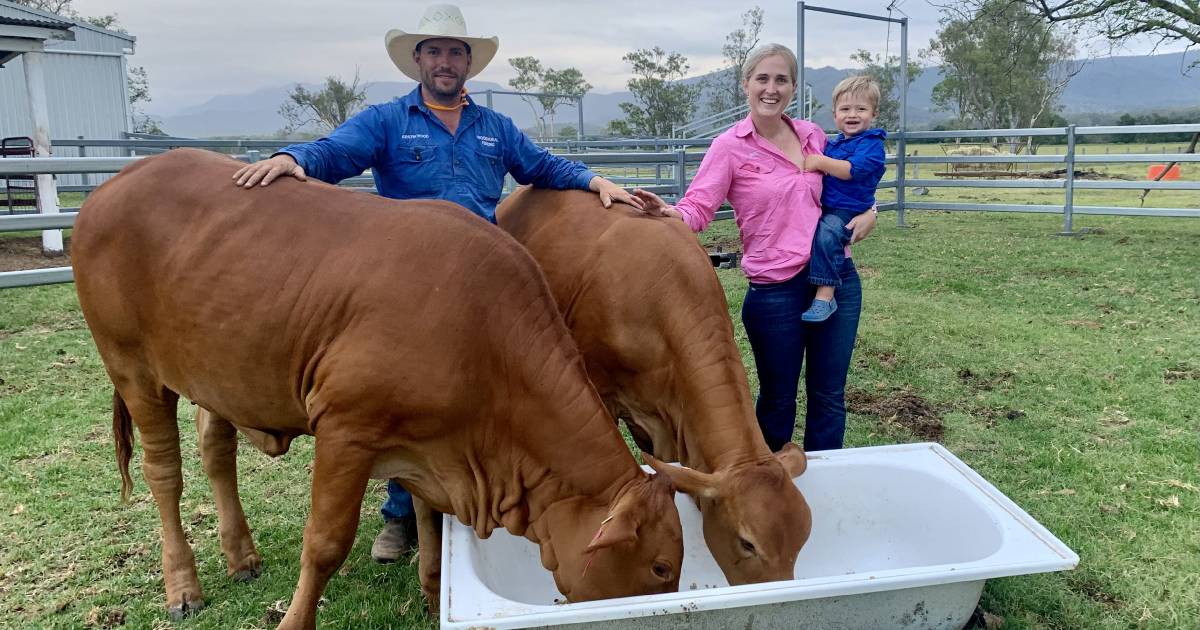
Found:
[846,387,944,442]
[957,368,1015,391]
[0,235,71,272]
[856,349,899,371]
[873,350,898,370]
[1069,577,1123,609]
[963,404,1026,428]
[1164,363,1200,383]
[855,264,880,279]
[264,600,288,625]
[110,543,149,569]
[84,606,126,628]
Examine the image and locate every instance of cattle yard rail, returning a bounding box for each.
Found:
[2,124,1197,289]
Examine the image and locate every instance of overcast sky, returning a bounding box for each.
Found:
[69,0,1190,115]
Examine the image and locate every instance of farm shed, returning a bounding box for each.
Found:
[0,0,135,188]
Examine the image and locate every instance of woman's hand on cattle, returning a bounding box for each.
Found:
[232,154,307,188]
[589,176,645,210]
[845,206,878,244]
[630,189,684,220]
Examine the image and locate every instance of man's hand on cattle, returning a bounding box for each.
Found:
[630,189,684,220]
[589,176,645,210]
[845,206,878,244]
[232,154,307,188]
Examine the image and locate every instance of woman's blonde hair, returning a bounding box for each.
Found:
[832,75,881,111]
[741,43,798,85]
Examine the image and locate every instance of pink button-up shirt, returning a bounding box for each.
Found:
[676,115,827,284]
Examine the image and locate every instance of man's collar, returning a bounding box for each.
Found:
[403,85,480,114]
[402,85,425,110]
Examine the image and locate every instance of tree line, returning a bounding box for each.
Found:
[20,1,1195,139]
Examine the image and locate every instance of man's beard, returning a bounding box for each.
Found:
[423,70,465,102]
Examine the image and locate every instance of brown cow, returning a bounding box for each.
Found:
[498,187,812,586]
[71,149,684,629]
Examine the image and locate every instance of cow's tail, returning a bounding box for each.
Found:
[112,389,135,503]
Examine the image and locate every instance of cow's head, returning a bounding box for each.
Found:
[645,442,811,585]
[538,472,682,602]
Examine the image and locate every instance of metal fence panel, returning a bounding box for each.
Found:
[3,123,1198,288]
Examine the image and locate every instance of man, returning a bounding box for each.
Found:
[232,4,644,563]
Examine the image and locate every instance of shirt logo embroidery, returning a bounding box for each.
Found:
[401,134,431,140]
[477,135,498,148]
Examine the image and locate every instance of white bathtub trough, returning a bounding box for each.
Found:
[440,442,1078,629]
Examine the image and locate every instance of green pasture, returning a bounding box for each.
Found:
[1,210,1198,629]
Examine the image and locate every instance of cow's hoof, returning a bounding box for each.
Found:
[233,565,261,582]
[167,597,205,621]
[231,555,263,582]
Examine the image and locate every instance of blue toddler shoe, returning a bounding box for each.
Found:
[801,298,837,323]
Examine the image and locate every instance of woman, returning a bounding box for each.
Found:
[633,43,876,452]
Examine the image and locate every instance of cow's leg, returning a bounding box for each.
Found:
[278,434,372,630]
[413,495,443,614]
[123,387,205,620]
[194,407,262,581]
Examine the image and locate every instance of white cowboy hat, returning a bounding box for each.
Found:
[385,4,499,81]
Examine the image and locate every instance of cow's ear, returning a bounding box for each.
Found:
[585,513,639,552]
[775,442,808,478]
[643,453,718,499]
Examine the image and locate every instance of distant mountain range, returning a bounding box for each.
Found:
[151,52,1199,138]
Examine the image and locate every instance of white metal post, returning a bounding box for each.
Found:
[22,50,63,256]
[896,17,909,227]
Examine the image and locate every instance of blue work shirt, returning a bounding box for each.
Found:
[278,87,598,223]
[820,127,886,215]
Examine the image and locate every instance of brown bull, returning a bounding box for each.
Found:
[72,149,684,629]
[498,187,812,585]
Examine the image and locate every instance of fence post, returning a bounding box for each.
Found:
[655,140,663,189]
[247,150,261,163]
[896,132,908,227]
[80,139,92,190]
[485,90,493,109]
[576,96,584,141]
[674,149,687,199]
[1060,124,1077,235]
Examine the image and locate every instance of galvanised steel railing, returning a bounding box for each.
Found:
[2,123,1197,288]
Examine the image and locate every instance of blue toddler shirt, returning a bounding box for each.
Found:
[820,127,887,216]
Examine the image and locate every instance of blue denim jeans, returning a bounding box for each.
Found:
[741,259,862,452]
[381,480,414,521]
[808,210,859,287]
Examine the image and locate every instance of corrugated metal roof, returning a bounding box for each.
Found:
[0,1,132,42]
[0,15,71,30]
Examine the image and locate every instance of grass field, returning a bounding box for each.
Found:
[1,208,1198,628]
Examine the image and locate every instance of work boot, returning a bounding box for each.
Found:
[371,516,417,563]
